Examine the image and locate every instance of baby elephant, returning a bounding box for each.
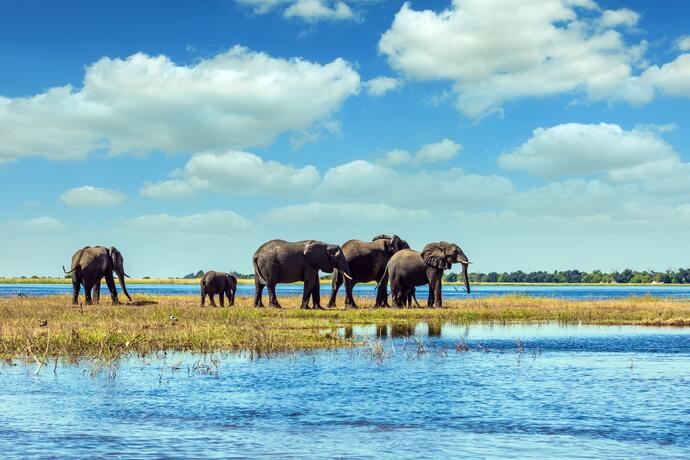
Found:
[200,271,237,307]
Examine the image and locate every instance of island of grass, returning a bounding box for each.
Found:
[1,294,689,362]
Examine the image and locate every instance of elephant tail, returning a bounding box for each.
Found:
[253,254,268,286]
[375,264,390,291]
[62,265,75,274]
[411,289,421,308]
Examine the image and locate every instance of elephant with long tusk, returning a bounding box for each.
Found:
[253,239,352,309]
[63,246,132,305]
[385,242,470,308]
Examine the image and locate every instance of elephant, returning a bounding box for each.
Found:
[327,234,410,308]
[200,271,237,307]
[386,242,470,308]
[253,240,352,309]
[63,246,132,305]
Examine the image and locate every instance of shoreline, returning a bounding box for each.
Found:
[0,278,687,287]
[1,294,689,361]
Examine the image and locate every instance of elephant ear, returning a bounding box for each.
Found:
[303,241,333,272]
[422,243,449,270]
[390,235,403,253]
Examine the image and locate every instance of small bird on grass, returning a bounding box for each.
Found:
[39,319,48,327]
[169,313,178,322]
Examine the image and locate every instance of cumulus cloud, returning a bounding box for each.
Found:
[264,201,431,223]
[237,0,357,21]
[377,139,461,166]
[377,1,687,117]
[498,123,676,178]
[122,210,250,235]
[677,36,690,51]
[0,217,65,233]
[365,76,402,96]
[141,150,320,199]
[319,159,513,209]
[60,186,125,207]
[0,46,360,163]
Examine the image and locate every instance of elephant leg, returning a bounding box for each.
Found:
[311,278,323,310]
[84,280,94,305]
[301,275,316,309]
[230,289,236,306]
[209,293,217,307]
[254,279,265,307]
[327,270,341,308]
[433,279,443,308]
[345,279,358,309]
[104,272,119,304]
[92,278,101,304]
[268,284,281,308]
[375,274,389,308]
[219,291,225,307]
[71,277,80,305]
[200,287,206,307]
[427,285,434,308]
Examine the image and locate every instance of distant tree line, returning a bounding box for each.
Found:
[181,270,253,280]
[444,268,690,284]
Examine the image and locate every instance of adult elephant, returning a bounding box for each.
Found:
[63,246,132,305]
[253,240,352,309]
[386,242,470,308]
[327,234,409,308]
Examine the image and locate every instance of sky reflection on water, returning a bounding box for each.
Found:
[1,323,690,459]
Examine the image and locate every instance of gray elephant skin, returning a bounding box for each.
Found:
[200,271,237,307]
[253,240,352,309]
[387,242,470,308]
[328,234,409,308]
[63,246,132,305]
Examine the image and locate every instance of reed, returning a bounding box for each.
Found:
[1,294,689,361]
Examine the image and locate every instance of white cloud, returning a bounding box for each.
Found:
[285,0,354,21]
[499,123,676,178]
[365,76,402,96]
[237,0,357,21]
[378,148,413,167]
[0,217,65,233]
[141,150,320,200]
[122,210,250,235]
[264,201,431,223]
[378,1,671,117]
[319,159,513,209]
[60,186,125,208]
[377,139,461,166]
[0,46,359,163]
[636,54,690,99]
[677,36,690,52]
[598,8,639,28]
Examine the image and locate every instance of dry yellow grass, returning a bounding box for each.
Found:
[1,294,689,361]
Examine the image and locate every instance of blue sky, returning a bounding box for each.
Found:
[1,0,689,277]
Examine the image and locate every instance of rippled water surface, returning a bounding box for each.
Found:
[2,324,690,459]
[2,282,690,300]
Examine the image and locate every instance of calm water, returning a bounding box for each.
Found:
[2,282,690,300]
[1,323,690,459]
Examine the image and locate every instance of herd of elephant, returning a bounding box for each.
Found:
[63,235,471,309]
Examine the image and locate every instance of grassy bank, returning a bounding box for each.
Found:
[1,294,689,362]
[1,277,687,286]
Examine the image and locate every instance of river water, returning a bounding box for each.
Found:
[1,323,689,459]
[2,282,690,300]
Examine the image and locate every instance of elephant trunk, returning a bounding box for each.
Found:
[338,259,353,281]
[117,271,132,301]
[461,261,470,294]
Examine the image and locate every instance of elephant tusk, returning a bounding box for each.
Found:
[343,272,353,280]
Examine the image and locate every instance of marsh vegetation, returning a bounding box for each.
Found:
[2,294,689,363]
